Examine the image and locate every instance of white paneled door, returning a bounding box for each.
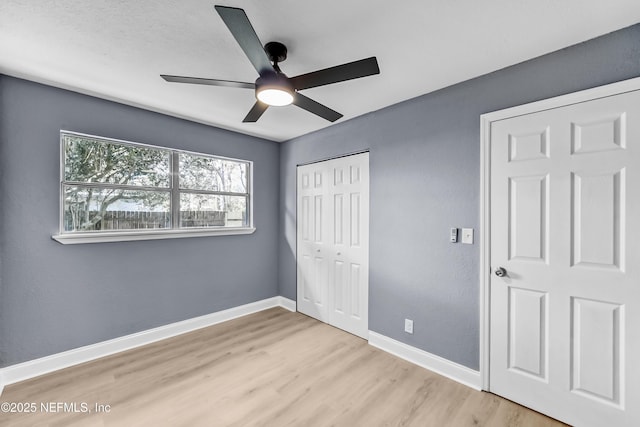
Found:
[297,153,369,339]
[488,87,640,426]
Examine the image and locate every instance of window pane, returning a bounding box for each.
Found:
[179,153,247,193]
[180,193,247,228]
[64,134,170,187]
[64,186,170,232]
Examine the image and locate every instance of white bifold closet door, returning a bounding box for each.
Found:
[296,152,369,339]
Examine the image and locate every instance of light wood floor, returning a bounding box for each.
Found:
[0,308,566,426]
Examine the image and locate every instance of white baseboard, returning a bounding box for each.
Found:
[368,331,481,391]
[0,296,296,395]
[278,296,297,312]
[0,299,482,397]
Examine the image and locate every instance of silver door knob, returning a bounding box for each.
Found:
[495,267,507,277]
[316,249,320,252]
[337,252,341,256]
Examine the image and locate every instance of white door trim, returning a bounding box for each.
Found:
[296,150,370,167]
[479,76,640,390]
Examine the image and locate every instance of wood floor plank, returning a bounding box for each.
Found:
[0,308,566,426]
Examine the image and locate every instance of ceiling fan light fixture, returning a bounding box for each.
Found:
[257,87,294,106]
[255,73,294,106]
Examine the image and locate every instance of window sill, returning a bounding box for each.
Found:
[51,227,256,245]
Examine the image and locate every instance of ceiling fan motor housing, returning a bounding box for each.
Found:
[264,41,287,63]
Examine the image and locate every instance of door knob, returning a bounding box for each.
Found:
[495,267,507,277]
[337,252,341,256]
[316,249,320,252]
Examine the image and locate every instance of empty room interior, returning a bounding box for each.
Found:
[1,1,640,426]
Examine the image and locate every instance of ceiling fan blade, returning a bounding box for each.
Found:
[214,6,273,75]
[293,93,343,122]
[289,57,380,91]
[242,101,269,122]
[161,75,255,89]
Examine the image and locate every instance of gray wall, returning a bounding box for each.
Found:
[1,23,639,373]
[0,76,280,367]
[278,24,640,370]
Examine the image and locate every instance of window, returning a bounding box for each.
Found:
[54,131,253,243]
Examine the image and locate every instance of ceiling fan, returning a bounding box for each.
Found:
[161,5,380,123]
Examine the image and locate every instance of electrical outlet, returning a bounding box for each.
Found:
[404,319,414,334]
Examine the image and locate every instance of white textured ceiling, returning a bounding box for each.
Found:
[1,1,640,142]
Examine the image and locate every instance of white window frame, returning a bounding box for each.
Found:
[52,131,255,244]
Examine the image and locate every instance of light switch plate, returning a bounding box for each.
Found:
[461,228,474,244]
[450,228,458,243]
